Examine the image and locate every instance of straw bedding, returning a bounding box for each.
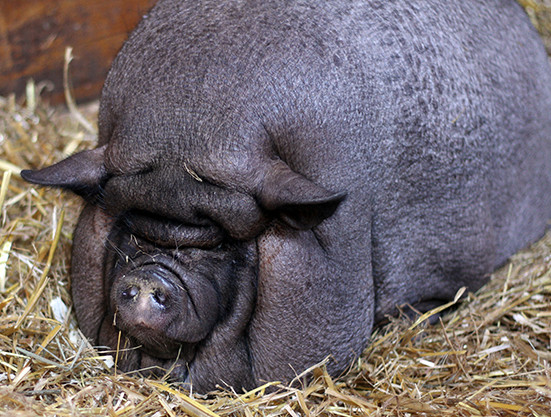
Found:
[1,3,551,416]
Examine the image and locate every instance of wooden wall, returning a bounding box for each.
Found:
[0,0,158,103]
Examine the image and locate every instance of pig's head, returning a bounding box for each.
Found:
[20,141,346,391]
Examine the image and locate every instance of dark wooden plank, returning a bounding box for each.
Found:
[0,0,158,103]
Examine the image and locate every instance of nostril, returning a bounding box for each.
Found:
[121,285,139,300]
[152,289,168,306]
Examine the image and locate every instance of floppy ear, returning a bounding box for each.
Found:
[259,160,346,230]
[20,145,108,200]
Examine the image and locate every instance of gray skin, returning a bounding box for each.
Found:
[21,0,551,392]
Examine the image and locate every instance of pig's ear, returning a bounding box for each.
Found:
[20,145,108,200]
[259,161,346,230]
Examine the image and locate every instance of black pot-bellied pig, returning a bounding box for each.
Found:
[22,0,551,392]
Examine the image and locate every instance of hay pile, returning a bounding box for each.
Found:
[2,5,551,414]
[521,0,551,53]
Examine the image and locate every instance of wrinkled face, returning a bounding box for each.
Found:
[87,153,264,370]
[66,198,260,388]
[102,213,248,364]
[20,140,344,388]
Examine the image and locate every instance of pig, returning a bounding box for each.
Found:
[21,0,551,392]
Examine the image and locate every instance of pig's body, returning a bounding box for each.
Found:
[22,0,551,392]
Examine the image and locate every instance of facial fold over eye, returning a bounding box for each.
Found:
[122,210,224,249]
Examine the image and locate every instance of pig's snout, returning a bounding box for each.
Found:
[109,260,221,359]
[110,266,185,358]
[119,274,173,321]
